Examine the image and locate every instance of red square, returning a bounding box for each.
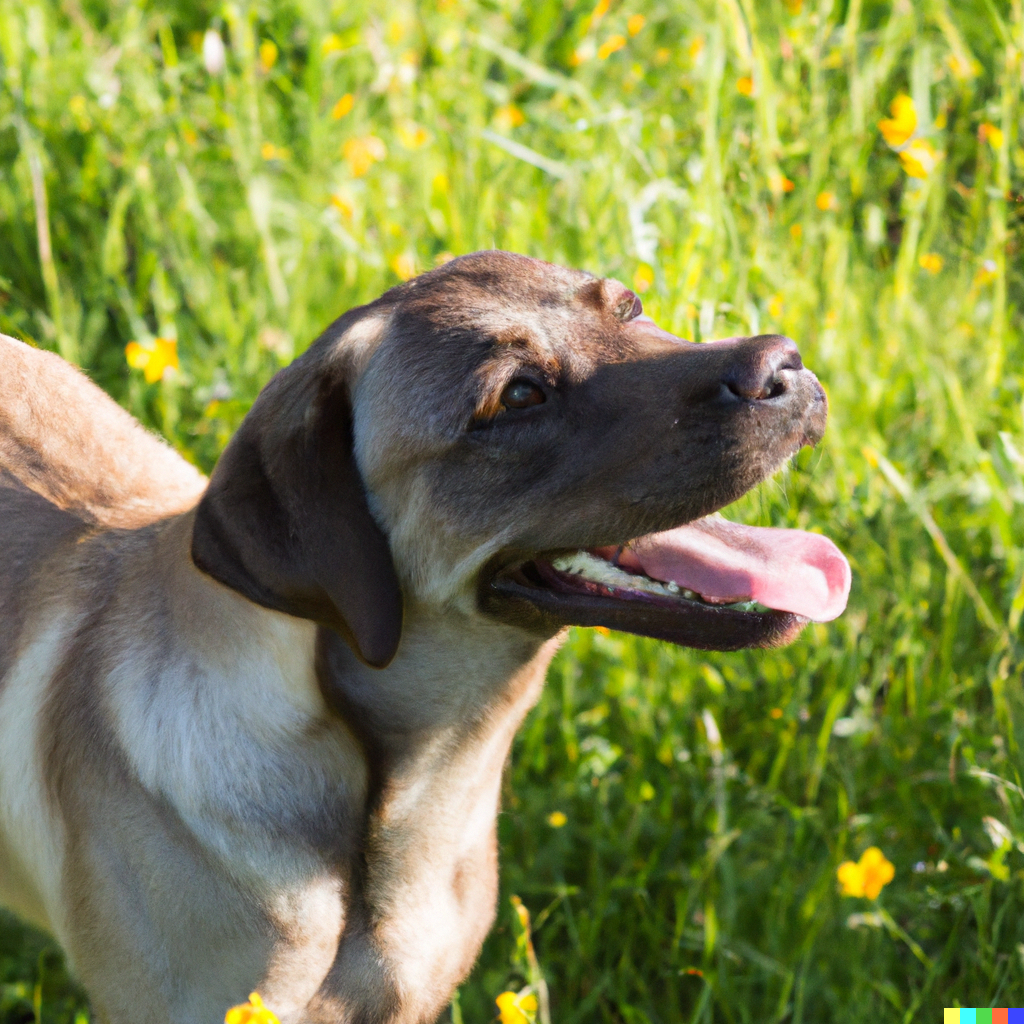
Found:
[993,1011,1008,1024]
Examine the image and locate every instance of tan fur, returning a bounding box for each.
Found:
[0,252,829,1023]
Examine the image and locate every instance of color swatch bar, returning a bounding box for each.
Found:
[944,1011,1024,1023]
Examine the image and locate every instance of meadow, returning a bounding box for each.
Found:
[1,0,1024,1020]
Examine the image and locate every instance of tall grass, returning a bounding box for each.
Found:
[2,0,1024,1020]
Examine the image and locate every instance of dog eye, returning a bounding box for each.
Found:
[501,379,546,409]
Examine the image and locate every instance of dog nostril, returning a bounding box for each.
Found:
[722,335,803,401]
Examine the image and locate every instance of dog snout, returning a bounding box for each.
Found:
[719,335,804,402]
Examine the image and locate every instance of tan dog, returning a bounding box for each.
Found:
[0,252,849,1023]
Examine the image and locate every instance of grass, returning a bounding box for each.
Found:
[1,0,1024,1020]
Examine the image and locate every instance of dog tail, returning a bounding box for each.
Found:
[0,334,206,528]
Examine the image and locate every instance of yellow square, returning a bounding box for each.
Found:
[945,1011,960,1024]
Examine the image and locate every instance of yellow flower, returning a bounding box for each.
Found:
[946,52,977,81]
[687,36,705,60]
[736,76,754,97]
[767,295,783,319]
[343,136,386,176]
[837,847,895,899]
[633,263,654,293]
[627,14,645,36]
[493,104,526,131]
[598,34,627,59]
[322,33,343,55]
[976,258,998,284]
[398,123,429,149]
[258,40,278,72]
[126,337,179,384]
[496,991,538,1024]
[225,992,280,1024]
[816,190,838,211]
[979,122,1004,150]
[654,47,671,65]
[898,138,940,179]
[331,93,354,120]
[329,192,354,219]
[547,811,567,827]
[260,142,290,161]
[769,172,795,194]
[918,252,943,274]
[784,0,803,11]
[878,94,917,148]
[790,223,802,240]
[392,253,417,280]
[590,0,611,25]
[770,707,783,719]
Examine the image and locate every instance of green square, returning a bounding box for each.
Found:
[978,1010,994,1024]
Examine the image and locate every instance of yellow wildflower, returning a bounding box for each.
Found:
[918,252,943,274]
[790,223,802,240]
[767,295,783,319]
[898,138,940,179]
[547,811,567,827]
[343,136,386,176]
[598,34,627,59]
[258,40,278,72]
[816,190,838,211]
[627,14,645,36]
[784,0,803,11]
[633,263,654,293]
[979,122,1004,150]
[837,847,895,899]
[392,253,417,281]
[125,338,179,384]
[496,990,538,1024]
[225,992,281,1024]
[590,0,611,26]
[770,707,783,719]
[493,104,526,131]
[736,76,754,97]
[878,94,917,148]
[769,172,795,194]
[331,93,354,119]
[398,123,429,149]
[976,259,998,284]
[260,142,290,161]
[946,52,977,81]
[329,193,354,219]
[687,36,704,60]
[322,33,343,55]
[654,47,670,65]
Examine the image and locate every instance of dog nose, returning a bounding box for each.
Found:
[721,335,803,401]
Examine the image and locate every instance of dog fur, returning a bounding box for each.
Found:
[0,251,828,1023]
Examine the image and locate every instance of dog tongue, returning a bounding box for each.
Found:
[613,517,851,622]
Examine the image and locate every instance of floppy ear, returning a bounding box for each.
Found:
[191,322,402,668]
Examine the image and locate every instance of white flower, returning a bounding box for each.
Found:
[203,30,226,75]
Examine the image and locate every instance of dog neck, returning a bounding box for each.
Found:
[146,509,563,1019]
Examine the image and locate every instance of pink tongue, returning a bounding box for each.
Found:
[608,517,851,622]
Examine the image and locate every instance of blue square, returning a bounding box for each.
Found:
[1007,1010,1024,1024]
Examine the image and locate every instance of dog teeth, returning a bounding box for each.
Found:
[550,551,770,613]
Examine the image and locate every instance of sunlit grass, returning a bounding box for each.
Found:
[2,0,1024,1020]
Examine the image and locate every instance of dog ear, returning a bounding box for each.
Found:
[191,319,402,668]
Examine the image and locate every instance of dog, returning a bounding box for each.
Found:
[0,251,849,1023]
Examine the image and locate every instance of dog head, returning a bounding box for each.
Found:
[192,251,849,668]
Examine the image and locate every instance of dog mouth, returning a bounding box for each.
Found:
[484,515,851,651]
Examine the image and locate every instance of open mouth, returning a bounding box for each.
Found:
[484,515,851,651]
